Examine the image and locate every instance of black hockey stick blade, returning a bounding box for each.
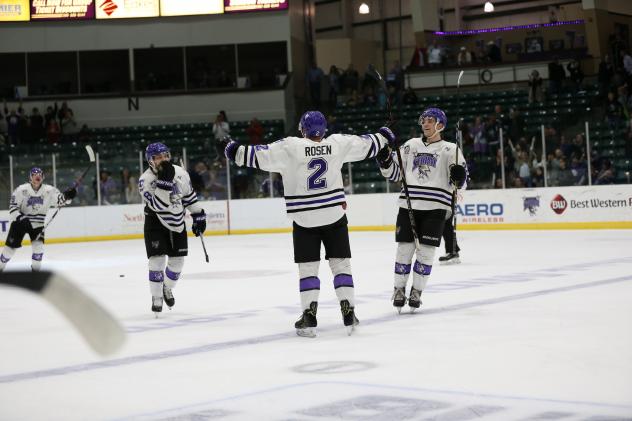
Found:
[0,271,126,356]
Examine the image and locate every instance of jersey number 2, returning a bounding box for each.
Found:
[307,158,328,190]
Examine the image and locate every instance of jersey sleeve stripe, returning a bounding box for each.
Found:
[249,146,256,167]
[406,185,452,196]
[399,195,452,208]
[285,194,345,207]
[286,201,346,214]
[403,189,452,202]
[284,188,344,200]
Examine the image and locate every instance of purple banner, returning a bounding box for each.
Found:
[31,0,95,20]
[224,0,287,13]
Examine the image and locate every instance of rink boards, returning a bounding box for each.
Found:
[1,184,631,245]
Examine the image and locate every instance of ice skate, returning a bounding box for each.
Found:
[439,252,460,265]
[163,285,175,309]
[295,301,318,338]
[409,287,422,312]
[392,287,407,314]
[151,296,163,317]
[340,299,359,335]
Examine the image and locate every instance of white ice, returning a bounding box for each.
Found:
[1,230,631,421]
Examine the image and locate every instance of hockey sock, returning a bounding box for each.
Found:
[394,242,415,288]
[0,247,16,271]
[298,261,320,310]
[412,244,436,290]
[329,258,355,306]
[148,255,166,297]
[31,241,44,272]
[165,256,184,290]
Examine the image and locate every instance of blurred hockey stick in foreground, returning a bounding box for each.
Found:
[0,270,126,356]
[366,64,421,251]
[451,71,465,255]
[36,145,96,241]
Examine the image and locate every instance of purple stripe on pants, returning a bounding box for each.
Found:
[165,267,180,281]
[149,271,164,282]
[31,253,43,262]
[1,254,10,263]
[394,263,411,274]
[299,276,320,291]
[413,261,432,276]
[333,274,354,288]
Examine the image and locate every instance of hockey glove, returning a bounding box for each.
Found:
[450,164,467,188]
[156,161,175,190]
[16,214,32,231]
[63,187,77,201]
[375,145,393,169]
[191,210,206,237]
[378,126,397,147]
[223,136,239,162]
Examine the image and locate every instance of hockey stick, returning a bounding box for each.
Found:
[451,71,465,255]
[366,65,421,250]
[36,145,96,241]
[179,158,210,263]
[0,270,126,356]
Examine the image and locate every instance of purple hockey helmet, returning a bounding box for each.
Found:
[418,107,447,128]
[145,142,171,168]
[298,111,327,138]
[29,167,44,182]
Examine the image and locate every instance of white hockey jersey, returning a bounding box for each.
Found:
[380,138,467,212]
[138,164,202,232]
[234,133,388,228]
[9,183,67,228]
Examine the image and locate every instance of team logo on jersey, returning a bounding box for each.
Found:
[151,241,160,249]
[27,196,44,207]
[412,153,438,180]
[404,146,410,155]
[522,196,540,216]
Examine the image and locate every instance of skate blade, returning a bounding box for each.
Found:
[396,307,403,315]
[153,312,160,319]
[346,325,355,336]
[296,328,316,338]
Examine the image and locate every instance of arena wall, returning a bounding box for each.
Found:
[1,185,630,246]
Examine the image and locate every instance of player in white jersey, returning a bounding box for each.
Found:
[0,167,76,272]
[139,142,207,315]
[376,107,467,311]
[223,110,394,336]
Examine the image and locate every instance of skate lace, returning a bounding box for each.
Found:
[392,288,405,301]
[410,288,421,301]
[163,287,174,300]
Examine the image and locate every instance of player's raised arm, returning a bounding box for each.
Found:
[224,136,288,173]
[376,139,409,183]
[331,126,395,163]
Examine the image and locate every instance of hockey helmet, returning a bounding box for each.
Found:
[298,111,327,138]
[145,142,171,169]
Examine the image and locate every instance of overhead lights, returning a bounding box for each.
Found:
[359,3,369,14]
[484,1,494,12]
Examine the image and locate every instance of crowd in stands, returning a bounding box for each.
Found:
[0,100,86,146]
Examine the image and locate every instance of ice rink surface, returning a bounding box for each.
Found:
[1,229,631,420]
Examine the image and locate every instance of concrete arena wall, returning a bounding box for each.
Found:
[1,185,631,246]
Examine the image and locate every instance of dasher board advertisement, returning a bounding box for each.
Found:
[31,0,95,20]
[0,0,29,21]
[159,0,223,17]
[95,0,158,19]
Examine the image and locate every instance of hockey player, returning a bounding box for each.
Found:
[376,108,467,312]
[223,110,395,337]
[139,142,207,315]
[0,167,76,272]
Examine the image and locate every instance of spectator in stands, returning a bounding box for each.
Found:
[457,46,472,66]
[342,64,359,94]
[328,65,341,108]
[29,107,45,143]
[428,41,443,67]
[246,117,264,145]
[532,166,545,187]
[595,160,615,184]
[486,41,502,63]
[598,55,614,96]
[212,111,230,162]
[260,173,283,197]
[409,44,426,69]
[548,58,566,95]
[121,168,140,204]
[571,133,586,159]
[189,162,207,197]
[557,159,574,186]
[621,50,632,84]
[307,62,324,108]
[570,156,587,185]
[528,70,544,104]
[547,149,564,186]
[567,59,584,93]
[46,118,61,144]
[57,102,73,123]
[402,87,418,105]
[386,61,404,92]
[44,105,57,128]
[485,115,501,154]
[559,135,573,159]
[99,170,120,205]
[605,91,623,128]
[471,116,487,156]
[4,105,20,146]
[61,109,79,140]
